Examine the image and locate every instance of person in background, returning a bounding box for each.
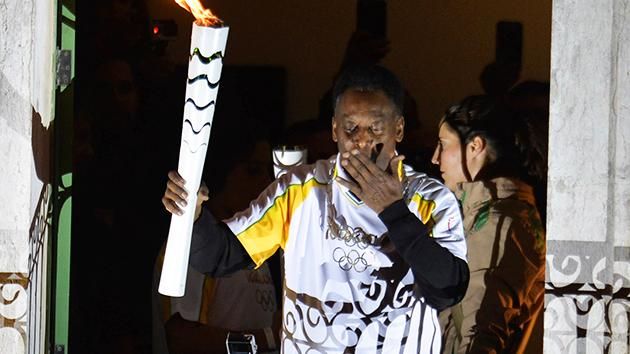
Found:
[432,95,546,353]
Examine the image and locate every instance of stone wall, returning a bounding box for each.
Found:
[545,0,630,352]
[0,0,56,353]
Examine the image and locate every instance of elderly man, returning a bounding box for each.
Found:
[163,65,469,353]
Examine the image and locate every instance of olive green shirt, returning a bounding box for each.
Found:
[440,177,545,354]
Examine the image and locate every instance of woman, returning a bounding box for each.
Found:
[432,95,546,353]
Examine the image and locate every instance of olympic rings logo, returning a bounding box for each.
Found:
[247,271,272,285]
[332,247,374,272]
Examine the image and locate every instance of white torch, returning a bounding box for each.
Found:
[159,0,228,297]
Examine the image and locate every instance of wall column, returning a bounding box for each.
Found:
[545,0,630,353]
[0,0,56,353]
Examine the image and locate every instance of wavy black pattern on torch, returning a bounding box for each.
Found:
[189,49,223,64]
[184,119,212,135]
[187,74,220,89]
[185,98,216,111]
[183,140,208,153]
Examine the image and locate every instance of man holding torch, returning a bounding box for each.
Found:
[163,65,469,353]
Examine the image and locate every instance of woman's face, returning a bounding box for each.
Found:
[431,122,469,191]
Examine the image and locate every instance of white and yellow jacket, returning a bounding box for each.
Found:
[190,154,468,354]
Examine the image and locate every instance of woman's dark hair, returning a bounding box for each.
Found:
[332,65,404,115]
[441,95,546,183]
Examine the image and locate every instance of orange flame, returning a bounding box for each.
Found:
[175,0,223,27]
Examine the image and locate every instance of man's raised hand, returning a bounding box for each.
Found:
[337,149,405,214]
[162,170,209,221]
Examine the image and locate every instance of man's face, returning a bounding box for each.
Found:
[332,89,404,169]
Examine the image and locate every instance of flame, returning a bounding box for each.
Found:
[175,0,223,27]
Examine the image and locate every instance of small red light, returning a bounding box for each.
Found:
[153,26,160,35]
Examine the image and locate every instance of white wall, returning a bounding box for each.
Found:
[545,0,630,352]
[0,0,34,274]
[0,0,56,353]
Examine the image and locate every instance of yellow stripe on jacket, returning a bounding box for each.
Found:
[236,178,322,267]
[410,192,437,231]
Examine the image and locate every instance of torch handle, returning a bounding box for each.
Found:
[159,203,196,297]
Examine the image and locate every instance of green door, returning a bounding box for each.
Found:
[52,0,75,352]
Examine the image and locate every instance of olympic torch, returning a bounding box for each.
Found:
[159,0,228,297]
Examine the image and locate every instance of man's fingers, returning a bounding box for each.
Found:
[164,187,187,207]
[162,197,184,216]
[341,151,378,185]
[335,176,363,197]
[163,170,197,216]
[352,150,383,175]
[167,179,188,200]
[168,170,186,185]
[376,144,396,171]
[341,158,368,186]
[165,178,187,207]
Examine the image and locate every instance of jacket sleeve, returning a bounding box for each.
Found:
[188,207,255,277]
[190,171,300,275]
[379,199,469,310]
[223,173,304,268]
[463,216,545,353]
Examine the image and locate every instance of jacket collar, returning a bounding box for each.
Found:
[455,177,536,213]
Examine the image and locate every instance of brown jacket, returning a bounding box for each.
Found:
[440,178,545,354]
